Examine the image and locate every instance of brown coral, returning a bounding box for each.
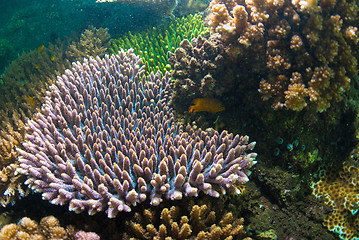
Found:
[122,201,246,239]
[0,111,28,207]
[65,25,110,62]
[168,35,229,114]
[0,215,100,240]
[206,0,358,112]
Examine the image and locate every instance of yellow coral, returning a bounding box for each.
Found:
[312,161,359,239]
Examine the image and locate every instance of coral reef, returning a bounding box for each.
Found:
[66,26,111,63]
[311,159,359,240]
[17,49,257,218]
[109,13,208,75]
[205,0,359,112]
[123,201,247,239]
[0,215,100,240]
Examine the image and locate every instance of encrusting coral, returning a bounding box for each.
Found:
[0,215,100,240]
[311,159,359,240]
[205,0,359,112]
[122,200,247,239]
[17,49,257,218]
[66,26,111,63]
[109,13,208,75]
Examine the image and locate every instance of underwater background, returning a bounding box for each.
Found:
[0,0,358,239]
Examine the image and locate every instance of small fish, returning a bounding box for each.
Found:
[22,96,36,108]
[50,55,56,61]
[189,98,225,113]
[37,45,45,53]
[35,64,40,69]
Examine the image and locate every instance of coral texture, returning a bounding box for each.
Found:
[17,49,257,218]
[66,26,111,63]
[312,160,359,240]
[0,215,100,240]
[206,0,358,112]
[109,13,208,75]
[168,35,229,114]
[123,202,246,239]
[0,112,28,206]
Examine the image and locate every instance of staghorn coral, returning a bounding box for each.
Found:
[109,13,208,75]
[123,201,246,239]
[168,35,230,114]
[17,49,257,218]
[0,215,100,240]
[206,0,359,112]
[311,160,359,240]
[66,26,111,63]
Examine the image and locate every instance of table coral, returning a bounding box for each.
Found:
[17,49,257,218]
[0,26,112,207]
[0,215,100,240]
[312,160,359,240]
[206,0,359,112]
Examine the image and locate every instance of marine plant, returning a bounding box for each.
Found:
[109,13,208,75]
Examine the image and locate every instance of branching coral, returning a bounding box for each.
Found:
[0,111,28,207]
[122,201,246,239]
[17,49,257,218]
[0,215,100,240]
[168,35,229,114]
[109,13,208,75]
[0,26,112,207]
[206,0,359,112]
[0,41,70,206]
[66,25,111,63]
[0,40,70,114]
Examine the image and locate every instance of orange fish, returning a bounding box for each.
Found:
[189,98,225,113]
[22,96,36,108]
[35,64,40,69]
[50,55,56,61]
[37,45,45,53]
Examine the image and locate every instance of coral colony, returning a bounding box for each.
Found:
[17,49,257,218]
